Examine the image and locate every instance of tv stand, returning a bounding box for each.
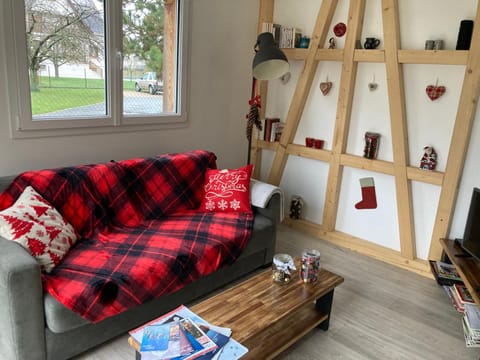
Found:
[440,238,480,306]
[454,253,473,258]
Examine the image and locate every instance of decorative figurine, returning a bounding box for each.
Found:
[363,132,380,159]
[328,37,336,49]
[289,195,304,219]
[420,146,437,171]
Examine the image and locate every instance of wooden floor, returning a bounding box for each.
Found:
[74,225,480,360]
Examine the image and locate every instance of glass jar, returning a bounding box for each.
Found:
[301,249,321,283]
[272,253,295,284]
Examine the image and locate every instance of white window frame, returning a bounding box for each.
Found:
[1,0,190,139]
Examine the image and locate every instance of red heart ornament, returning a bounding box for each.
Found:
[426,85,446,101]
[320,81,332,96]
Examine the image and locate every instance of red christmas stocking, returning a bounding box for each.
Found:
[355,177,377,209]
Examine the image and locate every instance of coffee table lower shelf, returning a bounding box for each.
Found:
[241,301,330,359]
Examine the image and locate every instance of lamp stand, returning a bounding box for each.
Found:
[246,78,259,165]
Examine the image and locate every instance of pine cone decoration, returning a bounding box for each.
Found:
[246,96,262,141]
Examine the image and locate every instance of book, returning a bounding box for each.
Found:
[442,285,464,313]
[270,122,284,142]
[129,305,242,360]
[429,260,463,286]
[178,318,218,357]
[139,322,194,360]
[463,316,480,347]
[214,339,249,360]
[454,283,475,304]
[261,22,281,47]
[292,28,302,48]
[140,323,171,352]
[264,118,279,142]
[464,303,480,332]
[195,325,231,360]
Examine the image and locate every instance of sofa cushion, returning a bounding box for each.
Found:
[0,186,78,273]
[199,165,253,213]
[0,164,114,238]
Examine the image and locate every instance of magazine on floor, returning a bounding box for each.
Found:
[129,305,248,360]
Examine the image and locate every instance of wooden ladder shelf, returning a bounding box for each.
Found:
[252,0,480,276]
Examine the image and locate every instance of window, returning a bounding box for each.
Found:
[2,0,189,138]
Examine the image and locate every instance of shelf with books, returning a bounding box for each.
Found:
[440,238,480,307]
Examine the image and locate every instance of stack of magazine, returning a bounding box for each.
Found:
[443,283,475,313]
[463,303,480,347]
[429,260,463,286]
[129,305,248,360]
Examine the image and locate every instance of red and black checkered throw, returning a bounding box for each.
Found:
[0,150,254,322]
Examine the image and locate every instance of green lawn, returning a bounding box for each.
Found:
[31,77,136,115]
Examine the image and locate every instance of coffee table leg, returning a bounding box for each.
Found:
[315,289,334,331]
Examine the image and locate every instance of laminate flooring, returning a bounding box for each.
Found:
[74,225,480,360]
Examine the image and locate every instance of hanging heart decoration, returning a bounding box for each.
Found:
[426,84,446,101]
[333,22,347,37]
[320,81,333,96]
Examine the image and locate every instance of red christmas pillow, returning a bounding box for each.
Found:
[0,186,78,273]
[199,164,253,212]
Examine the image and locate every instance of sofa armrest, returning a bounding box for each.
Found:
[252,192,282,224]
[250,179,283,223]
[0,237,46,360]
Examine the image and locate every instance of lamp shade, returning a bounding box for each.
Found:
[252,32,289,80]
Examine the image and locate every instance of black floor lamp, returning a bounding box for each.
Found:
[246,32,289,164]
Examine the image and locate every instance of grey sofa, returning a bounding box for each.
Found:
[0,174,280,360]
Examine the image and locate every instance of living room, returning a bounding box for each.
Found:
[1,0,480,359]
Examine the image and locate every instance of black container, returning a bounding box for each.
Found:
[456,20,474,50]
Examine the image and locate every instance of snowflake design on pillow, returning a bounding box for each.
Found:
[0,186,78,272]
[200,164,253,213]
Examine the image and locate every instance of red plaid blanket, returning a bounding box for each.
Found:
[0,150,254,322]
[44,211,253,322]
[0,150,217,237]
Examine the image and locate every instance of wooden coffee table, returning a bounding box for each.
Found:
[129,262,344,359]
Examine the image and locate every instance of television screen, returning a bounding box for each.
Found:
[461,187,480,261]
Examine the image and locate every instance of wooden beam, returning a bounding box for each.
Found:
[406,167,444,186]
[340,155,395,176]
[251,0,275,178]
[286,143,332,163]
[163,0,176,112]
[429,3,480,260]
[257,0,274,33]
[353,49,385,63]
[286,220,432,278]
[382,0,416,259]
[398,50,468,65]
[267,0,338,186]
[321,0,366,231]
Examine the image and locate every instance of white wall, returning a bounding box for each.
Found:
[0,0,258,174]
[261,0,480,259]
[2,0,480,261]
